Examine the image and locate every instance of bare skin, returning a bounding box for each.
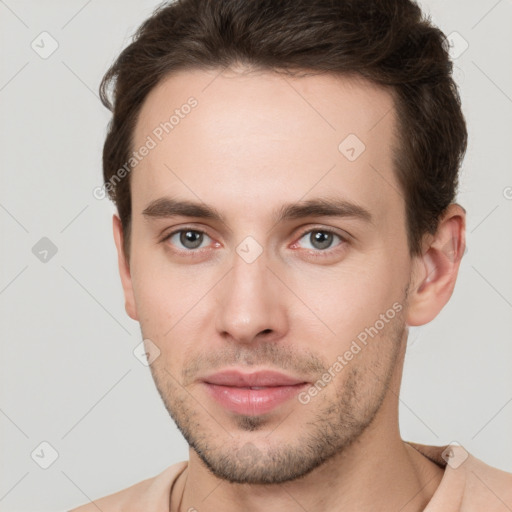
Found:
[113,67,465,511]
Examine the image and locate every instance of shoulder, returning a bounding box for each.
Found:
[461,452,512,511]
[407,441,512,512]
[68,461,188,512]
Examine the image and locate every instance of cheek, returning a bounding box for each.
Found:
[129,254,216,341]
[292,258,402,326]
[130,260,176,334]
[285,261,407,368]
[130,269,191,375]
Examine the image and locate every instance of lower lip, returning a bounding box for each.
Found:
[203,382,308,415]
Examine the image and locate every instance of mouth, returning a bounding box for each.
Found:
[201,369,309,415]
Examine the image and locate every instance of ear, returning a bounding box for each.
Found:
[112,214,139,321]
[406,203,466,326]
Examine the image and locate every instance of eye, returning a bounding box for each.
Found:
[164,228,212,251]
[294,228,345,252]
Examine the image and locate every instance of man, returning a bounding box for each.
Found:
[71,0,512,510]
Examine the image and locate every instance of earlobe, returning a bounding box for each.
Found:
[112,214,139,321]
[406,204,466,326]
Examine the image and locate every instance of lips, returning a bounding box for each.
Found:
[201,369,309,415]
[202,369,307,387]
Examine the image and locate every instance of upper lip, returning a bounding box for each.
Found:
[202,369,308,387]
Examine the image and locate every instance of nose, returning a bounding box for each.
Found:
[215,249,288,345]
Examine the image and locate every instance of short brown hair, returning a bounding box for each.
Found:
[99,0,467,259]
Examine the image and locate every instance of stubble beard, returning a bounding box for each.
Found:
[148,307,406,485]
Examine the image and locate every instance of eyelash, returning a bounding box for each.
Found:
[292,228,347,257]
[160,226,348,257]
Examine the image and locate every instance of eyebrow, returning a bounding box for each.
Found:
[142,196,373,225]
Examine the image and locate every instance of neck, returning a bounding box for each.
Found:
[175,426,443,512]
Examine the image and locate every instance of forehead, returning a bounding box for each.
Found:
[131,68,402,225]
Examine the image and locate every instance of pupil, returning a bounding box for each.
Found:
[181,230,203,249]
[312,231,332,250]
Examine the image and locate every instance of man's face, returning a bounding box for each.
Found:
[123,68,415,484]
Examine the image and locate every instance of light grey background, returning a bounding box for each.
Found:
[0,1,511,510]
